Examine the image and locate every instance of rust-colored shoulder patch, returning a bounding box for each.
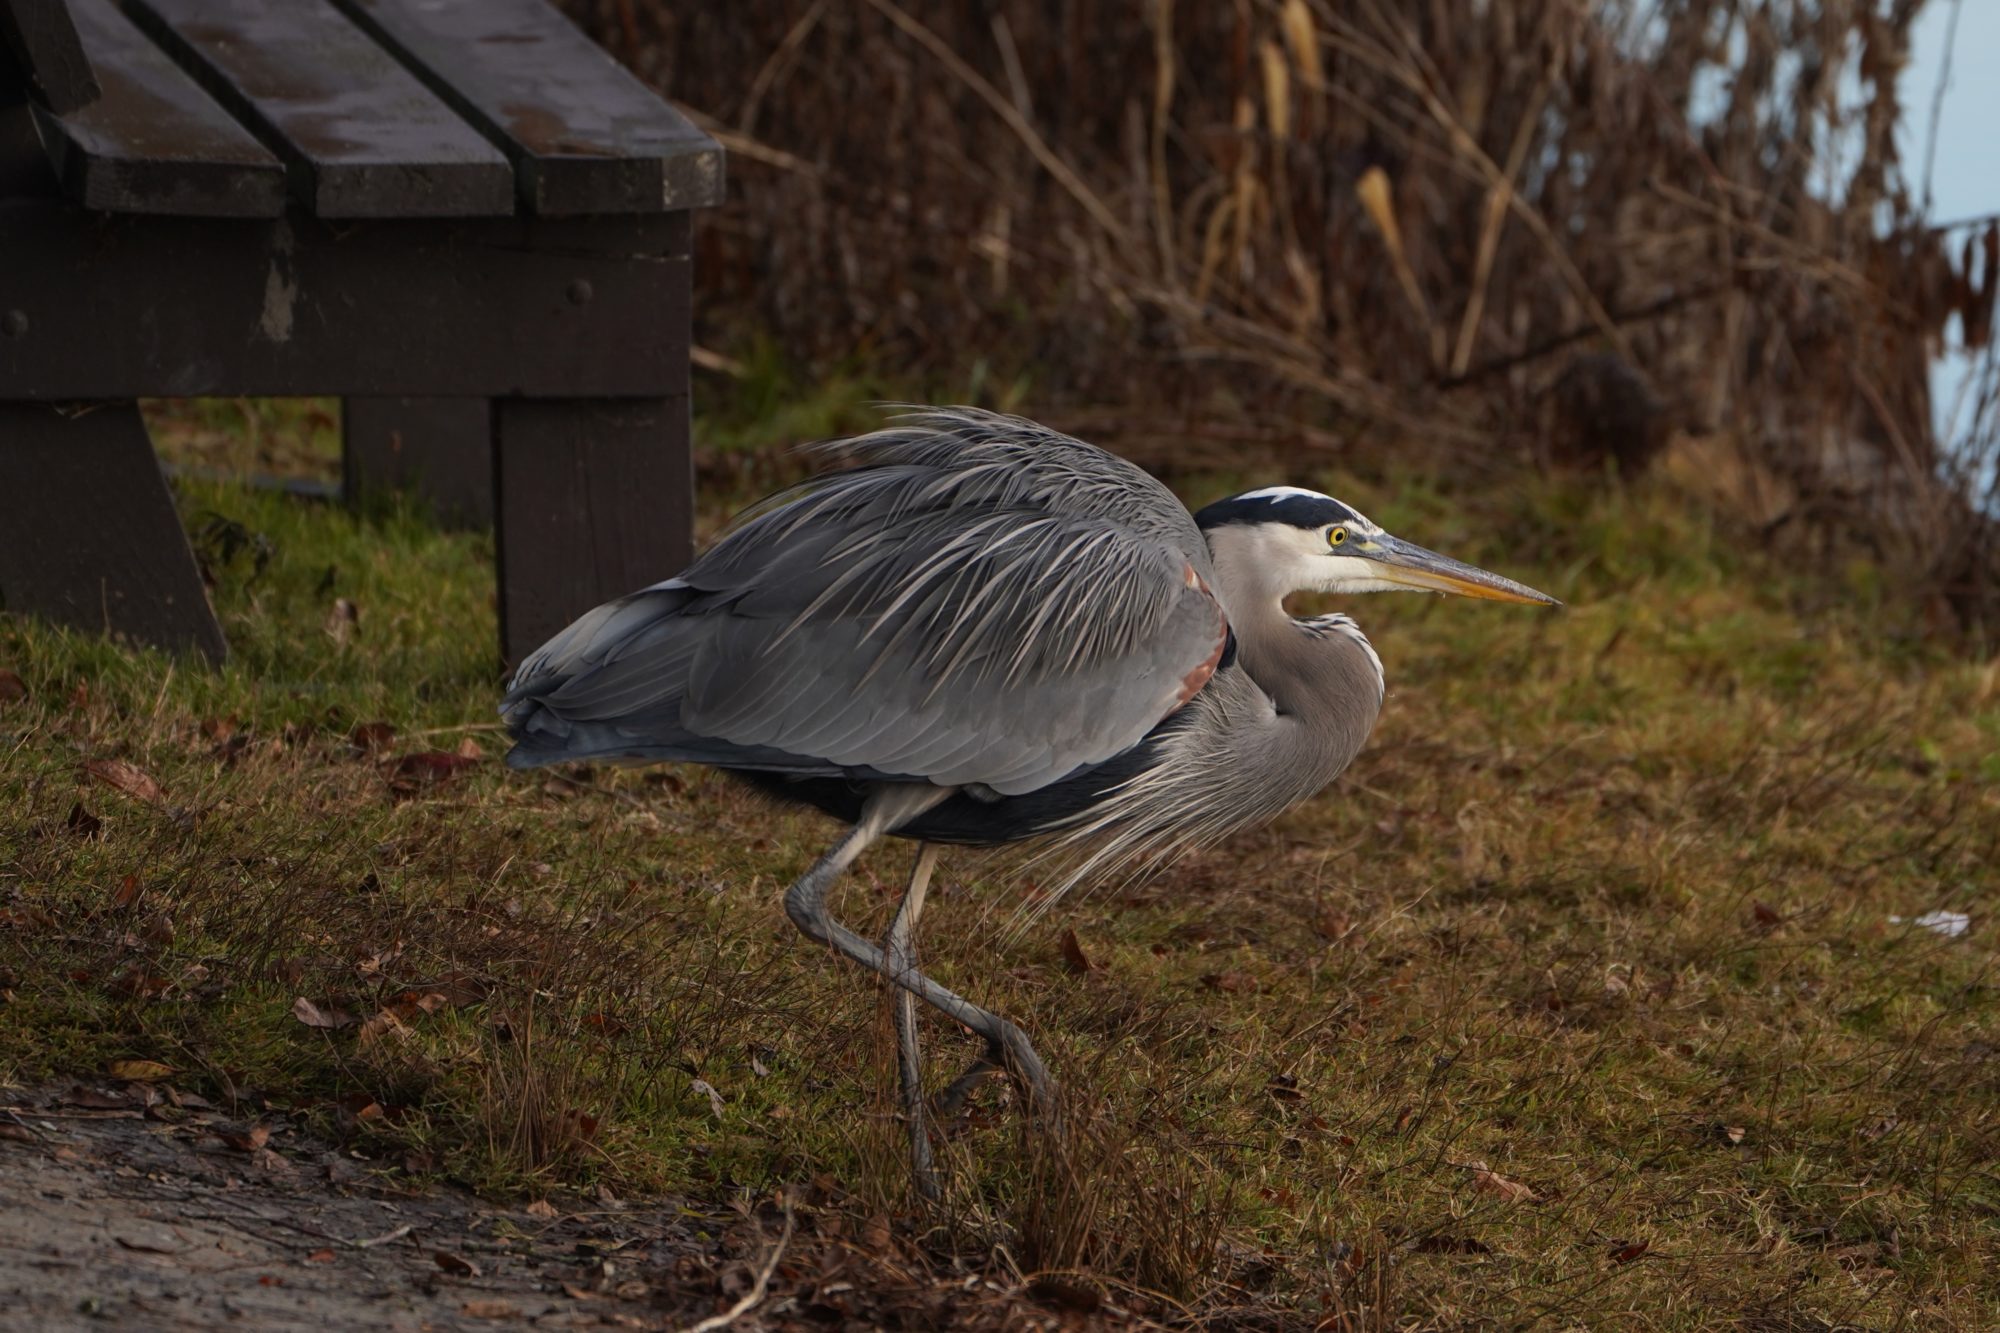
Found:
[1174,563,1230,708]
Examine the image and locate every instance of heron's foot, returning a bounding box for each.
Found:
[931,1023,1058,1124]
[993,1020,1059,1120]
[930,1048,1001,1121]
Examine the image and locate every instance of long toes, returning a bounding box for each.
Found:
[991,1024,1058,1114]
[930,1056,1001,1121]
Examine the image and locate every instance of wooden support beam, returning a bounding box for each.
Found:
[0,400,224,662]
[342,396,492,528]
[493,396,692,665]
[0,203,690,399]
[0,0,99,113]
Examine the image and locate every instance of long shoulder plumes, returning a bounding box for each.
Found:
[502,408,1229,798]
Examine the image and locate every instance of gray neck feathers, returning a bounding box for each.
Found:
[1225,600,1383,795]
[1036,524,1388,891]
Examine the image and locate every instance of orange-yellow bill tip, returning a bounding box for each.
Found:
[1364,536,1562,606]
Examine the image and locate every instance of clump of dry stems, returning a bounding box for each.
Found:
[577,0,2000,632]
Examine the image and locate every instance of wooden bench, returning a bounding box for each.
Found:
[0,0,722,664]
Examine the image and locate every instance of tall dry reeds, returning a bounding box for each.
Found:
[571,0,2000,632]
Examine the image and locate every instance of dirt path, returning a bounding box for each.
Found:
[0,1083,1048,1331]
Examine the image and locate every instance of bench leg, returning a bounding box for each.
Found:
[341,397,493,528]
[492,396,692,666]
[0,401,226,663]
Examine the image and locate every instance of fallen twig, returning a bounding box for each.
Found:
[349,1222,415,1250]
[677,1199,794,1333]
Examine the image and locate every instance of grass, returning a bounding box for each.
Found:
[2,394,1997,1328]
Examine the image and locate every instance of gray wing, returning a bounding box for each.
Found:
[503,408,1227,796]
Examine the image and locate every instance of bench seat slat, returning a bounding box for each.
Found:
[31,0,282,217]
[333,0,722,216]
[0,0,101,112]
[127,0,513,218]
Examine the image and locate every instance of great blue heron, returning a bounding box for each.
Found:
[502,408,1556,1198]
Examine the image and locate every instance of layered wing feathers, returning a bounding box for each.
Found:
[503,409,1225,796]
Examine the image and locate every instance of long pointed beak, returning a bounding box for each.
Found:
[1358,534,1561,605]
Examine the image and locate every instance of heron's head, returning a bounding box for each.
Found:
[1193,487,1559,606]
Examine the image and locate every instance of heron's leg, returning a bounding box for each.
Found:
[879,846,1019,1129]
[782,791,1057,1115]
[882,842,940,1199]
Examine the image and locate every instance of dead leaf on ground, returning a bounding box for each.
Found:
[357,989,449,1048]
[354,943,403,978]
[349,721,396,754]
[1714,1123,1747,1145]
[434,1250,482,1278]
[355,1009,408,1049]
[107,1059,174,1082]
[1314,907,1354,941]
[689,1078,725,1118]
[1028,1276,1105,1314]
[0,669,26,704]
[291,996,357,1030]
[525,1199,560,1220]
[85,759,166,806]
[216,1124,271,1153]
[455,735,485,760]
[1465,1160,1538,1203]
[461,1299,518,1319]
[1752,901,1783,929]
[112,874,142,909]
[65,802,103,839]
[336,1092,385,1126]
[108,967,167,1001]
[387,751,479,795]
[307,1248,335,1264]
[57,1085,130,1110]
[1202,970,1259,993]
[563,1108,601,1143]
[1609,1240,1650,1263]
[1058,927,1095,975]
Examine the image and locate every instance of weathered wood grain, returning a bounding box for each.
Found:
[0,400,225,661]
[332,0,722,215]
[0,0,98,113]
[0,202,691,398]
[29,0,282,217]
[126,0,511,217]
[493,395,693,664]
[342,396,492,528]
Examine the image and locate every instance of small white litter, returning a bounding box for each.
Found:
[1889,910,1971,938]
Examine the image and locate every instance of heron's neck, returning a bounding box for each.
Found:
[1204,526,1385,741]
[1230,598,1384,723]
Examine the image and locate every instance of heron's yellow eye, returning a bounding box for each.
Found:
[1327,526,1348,548]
